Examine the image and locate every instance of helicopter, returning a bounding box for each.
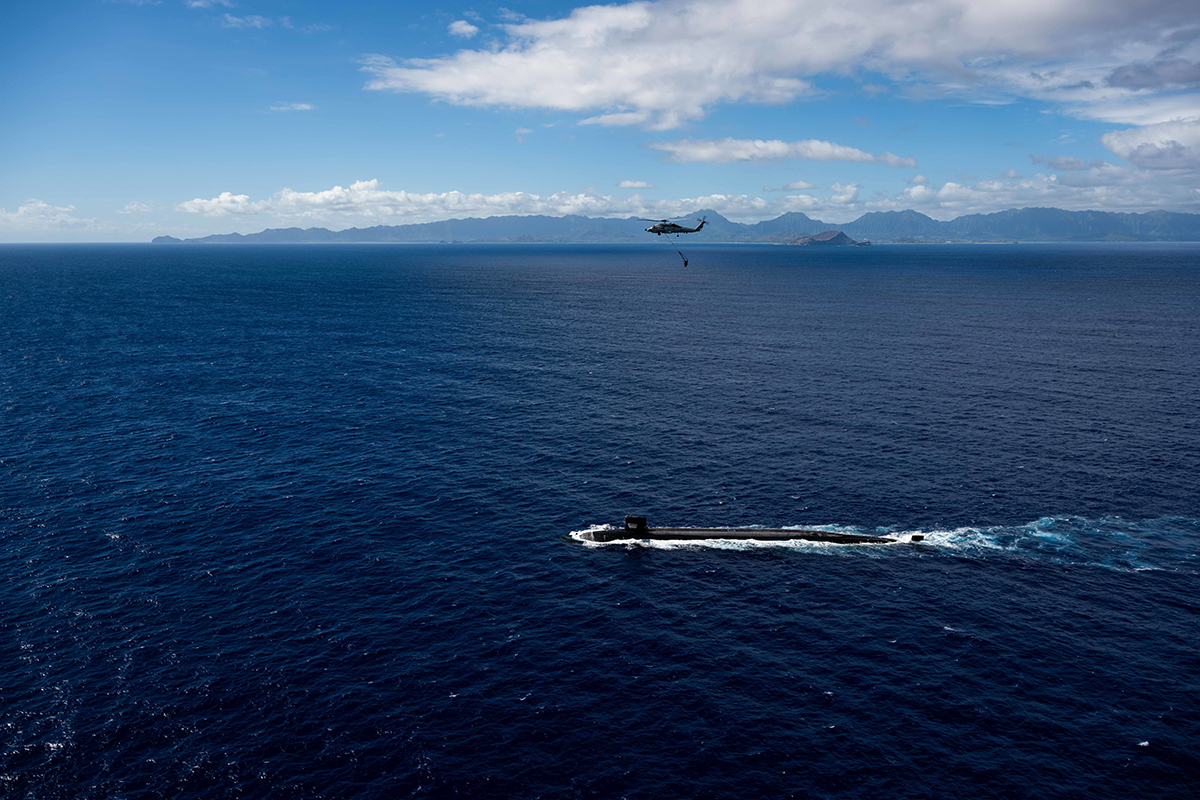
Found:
[637,215,707,266]
[640,216,707,236]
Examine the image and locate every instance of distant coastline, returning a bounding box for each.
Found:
[154,206,1200,245]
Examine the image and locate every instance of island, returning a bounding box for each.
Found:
[787,230,858,246]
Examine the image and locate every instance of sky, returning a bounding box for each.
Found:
[2,0,1200,241]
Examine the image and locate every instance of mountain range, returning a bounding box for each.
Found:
[153,207,1200,244]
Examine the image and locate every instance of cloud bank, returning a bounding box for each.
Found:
[176,179,776,224]
[361,0,1200,129]
[173,170,1200,232]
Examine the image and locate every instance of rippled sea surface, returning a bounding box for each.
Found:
[2,243,1198,798]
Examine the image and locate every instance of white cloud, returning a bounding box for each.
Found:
[1100,118,1200,169]
[360,0,1200,128]
[907,174,927,184]
[222,14,271,28]
[118,201,153,214]
[1071,94,1200,127]
[764,180,815,191]
[648,137,916,167]
[618,180,655,188]
[579,111,652,127]
[177,191,256,216]
[270,102,315,112]
[186,0,232,7]
[0,200,102,233]
[449,20,480,38]
[780,194,821,210]
[900,184,939,206]
[829,182,860,204]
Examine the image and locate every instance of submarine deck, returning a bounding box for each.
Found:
[591,518,900,544]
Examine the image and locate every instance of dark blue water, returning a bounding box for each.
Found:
[2,243,1197,798]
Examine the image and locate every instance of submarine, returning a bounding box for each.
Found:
[588,516,921,544]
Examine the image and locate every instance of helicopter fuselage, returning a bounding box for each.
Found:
[645,220,705,235]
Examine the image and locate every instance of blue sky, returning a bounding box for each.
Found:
[3,0,1199,241]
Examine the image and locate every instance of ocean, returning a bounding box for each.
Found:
[2,242,1197,798]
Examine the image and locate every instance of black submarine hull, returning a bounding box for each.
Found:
[590,517,914,544]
